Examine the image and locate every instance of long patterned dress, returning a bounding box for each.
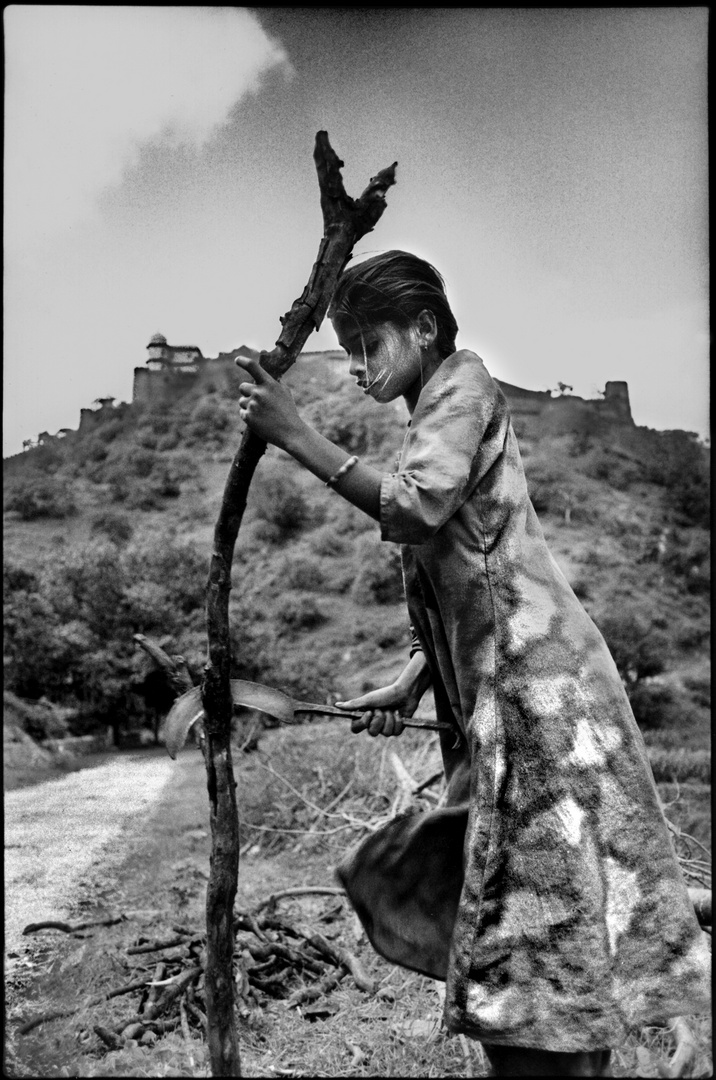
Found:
[337,349,710,1052]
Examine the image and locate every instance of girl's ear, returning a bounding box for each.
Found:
[416,309,438,346]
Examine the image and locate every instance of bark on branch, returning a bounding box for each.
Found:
[133,634,194,696]
[200,132,396,1078]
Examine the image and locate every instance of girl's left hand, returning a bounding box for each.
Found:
[335,683,412,737]
[236,357,304,450]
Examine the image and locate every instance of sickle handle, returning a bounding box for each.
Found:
[293,703,454,733]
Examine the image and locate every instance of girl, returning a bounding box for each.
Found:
[236,251,709,1077]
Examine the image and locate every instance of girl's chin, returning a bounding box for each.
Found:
[365,383,400,403]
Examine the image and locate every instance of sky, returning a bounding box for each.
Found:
[3,6,709,457]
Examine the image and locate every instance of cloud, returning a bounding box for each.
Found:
[4,6,291,250]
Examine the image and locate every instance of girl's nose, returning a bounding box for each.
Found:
[348,355,363,379]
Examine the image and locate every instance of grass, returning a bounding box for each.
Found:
[5,727,711,1078]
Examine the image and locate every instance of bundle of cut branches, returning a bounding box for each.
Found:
[19,896,376,1050]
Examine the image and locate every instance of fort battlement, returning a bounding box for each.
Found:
[131,334,633,435]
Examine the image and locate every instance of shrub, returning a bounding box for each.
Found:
[328,503,377,538]
[647,748,711,784]
[105,448,197,505]
[135,427,158,450]
[3,563,39,594]
[145,453,197,499]
[246,518,283,545]
[142,411,174,435]
[664,530,710,596]
[125,447,158,478]
[150,468,181,498]
[23,440,63,473]
[4,580,92,702]
[682,673,710,709]
[676,621,710,650]
[164,450,200,483]
[125,479,165,510]
[3,532,209,743]
[627,682,690,731]
[96,418,124,444]
[156,429,181,452]
[524,461,590,522]
[268,644,344,704]
[309,525,350,558]
[14,696,71,742]
[123,580,174,634]
[122,533,207,617]
[645,430,709,527]
[523,460,562,514]
[593,603,670,687]
[276,592,329,632]
[90,510,134,545]
[570,576,592,602]
[351,609,410,649]
[350,537,404,606]
[187,398,233,444]
[276,553,326,592]
[249,472,312,541]
[4,476,76,520]
[586,451,640,490]
[305,395,372,454]
[83,437,110,462]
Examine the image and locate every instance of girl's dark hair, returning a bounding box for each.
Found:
[329,250,458,359]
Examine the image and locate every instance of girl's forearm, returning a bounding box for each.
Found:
[283,421,383,521]
[396,649,432,697]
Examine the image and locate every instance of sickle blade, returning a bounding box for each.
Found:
[161,686,205,760]
[228,679,297,724]
[161,679,298,759]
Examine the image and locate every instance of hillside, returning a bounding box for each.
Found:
[3,354,710,757]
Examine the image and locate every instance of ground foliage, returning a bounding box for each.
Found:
[5,729,711,1078]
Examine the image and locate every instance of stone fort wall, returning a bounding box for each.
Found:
[131,350,634,436]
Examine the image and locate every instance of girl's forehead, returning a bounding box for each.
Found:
[332,314,396,343]
[332,312,368,335]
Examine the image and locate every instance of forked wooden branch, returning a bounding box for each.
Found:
[200,132,397,1078]
[133,634,194,696]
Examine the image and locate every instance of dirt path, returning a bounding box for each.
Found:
[4,750,176,968]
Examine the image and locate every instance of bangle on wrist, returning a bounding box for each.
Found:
[326,455,359,489]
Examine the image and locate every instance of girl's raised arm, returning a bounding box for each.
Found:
[236,355,383,520]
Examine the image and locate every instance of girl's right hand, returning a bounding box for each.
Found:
[235,357,305,450]
[334,682,417,737]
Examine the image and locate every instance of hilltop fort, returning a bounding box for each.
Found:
[19,331,631,452]
[128,332,633,440]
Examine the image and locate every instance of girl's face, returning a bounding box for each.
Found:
[332,314,431,408]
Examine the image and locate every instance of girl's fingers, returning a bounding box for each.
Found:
[235,356,269,384]
[382,712,405,737]
[350,713,369,734]
[381,712,397,737]
[348,709,405,736]
[367,711,386,737]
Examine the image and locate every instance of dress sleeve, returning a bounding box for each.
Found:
[408,624,423,658]
[380,352,508,545]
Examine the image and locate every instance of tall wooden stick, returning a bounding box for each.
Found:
[201,132,396,1077]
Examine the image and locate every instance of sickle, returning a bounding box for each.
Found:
[161,678,455,760]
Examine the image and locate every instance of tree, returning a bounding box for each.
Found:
[593,603,669,689]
